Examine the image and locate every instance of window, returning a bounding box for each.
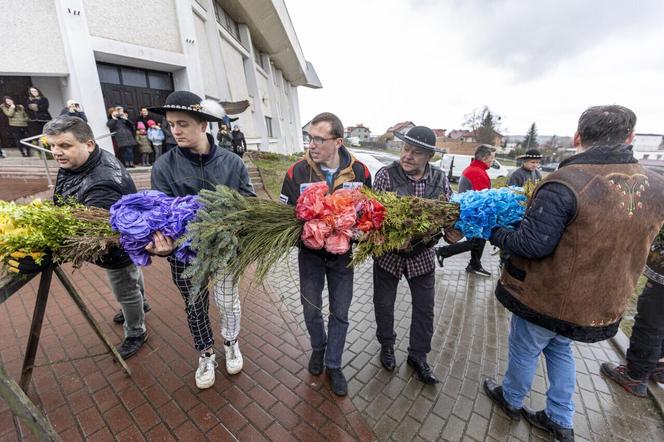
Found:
[148,72,172,90]
[97,64,121,84]
[214,1,242,43]
[265,116,273,138]
[253,44,265,70]
[121,67,148,88]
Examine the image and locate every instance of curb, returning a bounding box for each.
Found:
[609,331,664,418]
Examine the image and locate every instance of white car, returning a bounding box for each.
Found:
[439,154,509,182]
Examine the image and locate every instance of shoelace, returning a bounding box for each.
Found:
[227,344,238,361]
[199,356,218,375]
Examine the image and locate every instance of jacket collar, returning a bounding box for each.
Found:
[470,159,490,170]
[559,144,638,168]
[65,145,102,175]
[177,133,218,164]
[304,145,353,179]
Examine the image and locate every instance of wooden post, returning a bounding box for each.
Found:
[52,267,131,375]
[0,364,62,441]
[19,265,54,391]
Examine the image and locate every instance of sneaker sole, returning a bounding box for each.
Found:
[196,377,215,389]
[226,362,243,375]
[467,270,491,277]
[600,365,648,398]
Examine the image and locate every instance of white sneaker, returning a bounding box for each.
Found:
[195,353,217,389]
[224,340,243,375]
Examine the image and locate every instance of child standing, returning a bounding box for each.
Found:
[135,122,152,167]
[146,120,165,161]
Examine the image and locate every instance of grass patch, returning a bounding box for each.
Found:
[249,151,303,200]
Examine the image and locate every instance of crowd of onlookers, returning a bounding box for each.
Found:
[0,86,248,165]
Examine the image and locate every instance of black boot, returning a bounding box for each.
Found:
[522,407,574,442]
[407,357,439,384]
[308,349,325,375]
[117,332,148,360]
[483,378,522,420]
[380,345,396,371]
[326,368,348,396]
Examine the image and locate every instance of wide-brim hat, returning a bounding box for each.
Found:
[148,91,226,122]
[393,126,443,153]
[517,149,543,160]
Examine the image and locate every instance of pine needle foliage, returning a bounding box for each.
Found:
[352,188,459,265]
[183,186,302,303]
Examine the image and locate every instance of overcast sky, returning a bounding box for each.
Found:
[287,0,664,136]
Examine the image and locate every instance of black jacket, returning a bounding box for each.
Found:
[59,108,88,122]
[151,133,255,197]
[26,97,51,121]
[54,146,137,269]
[106,117,136,147]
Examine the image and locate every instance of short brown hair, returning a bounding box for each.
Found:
[310,112,344,139]
[577,105,636,146]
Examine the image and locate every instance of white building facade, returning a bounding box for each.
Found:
[0,0,321,154]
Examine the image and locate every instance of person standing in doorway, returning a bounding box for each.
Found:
[26,86,52,143]
[1,96,31,156]
[107,106,137,168]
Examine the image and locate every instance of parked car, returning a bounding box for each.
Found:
[540,162,560,172]
[439,154,510,182]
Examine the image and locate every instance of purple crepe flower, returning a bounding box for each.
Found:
[110,191,201,266]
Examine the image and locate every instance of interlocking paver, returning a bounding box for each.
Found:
[270,245,664,440]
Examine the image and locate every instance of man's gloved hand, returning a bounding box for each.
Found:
[6,250,52,274]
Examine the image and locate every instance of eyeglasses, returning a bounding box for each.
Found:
[305,133,337,146]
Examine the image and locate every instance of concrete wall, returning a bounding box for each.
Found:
[193,14,219,98]
[0,0,68,75]
[83,0,182,53]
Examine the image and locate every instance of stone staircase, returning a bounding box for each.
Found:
[0,148,264,192]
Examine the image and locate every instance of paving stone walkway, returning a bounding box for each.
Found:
[268,246,664,441]
[0,260,371,441]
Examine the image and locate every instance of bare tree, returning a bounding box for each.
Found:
[463,106,502,145]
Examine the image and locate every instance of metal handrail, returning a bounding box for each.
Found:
[19,132,115,189]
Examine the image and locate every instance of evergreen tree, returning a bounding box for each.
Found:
[522,123,539,149]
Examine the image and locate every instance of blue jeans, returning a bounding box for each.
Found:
[502,315,576,429]
[298,248,354,369]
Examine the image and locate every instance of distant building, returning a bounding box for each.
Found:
[633,133,664,160]
[345,124,371,141]
[432,129,446,137]
[447,129,502,146]
[387,121,416,134]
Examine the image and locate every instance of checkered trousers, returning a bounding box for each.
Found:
[168,257,241,352]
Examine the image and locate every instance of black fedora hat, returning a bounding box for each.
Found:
[149,91,225,122]
[517,149,543,160]
[393,126,443,153]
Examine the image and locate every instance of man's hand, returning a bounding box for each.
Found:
[145,232,175,257]
[443,228,464,244]
[7,251,51,274]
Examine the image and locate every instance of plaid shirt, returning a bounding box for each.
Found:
[373,166,452,279]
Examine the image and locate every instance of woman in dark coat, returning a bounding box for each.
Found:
[106,106,137,168]
[26,86,52,151]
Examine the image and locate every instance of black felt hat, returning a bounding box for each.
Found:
[149,91,225,122]
[517,149,543,160]
[393,126,443,153]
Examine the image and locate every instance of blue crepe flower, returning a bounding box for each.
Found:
[451,187,527,240]
[110,191,201,266]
